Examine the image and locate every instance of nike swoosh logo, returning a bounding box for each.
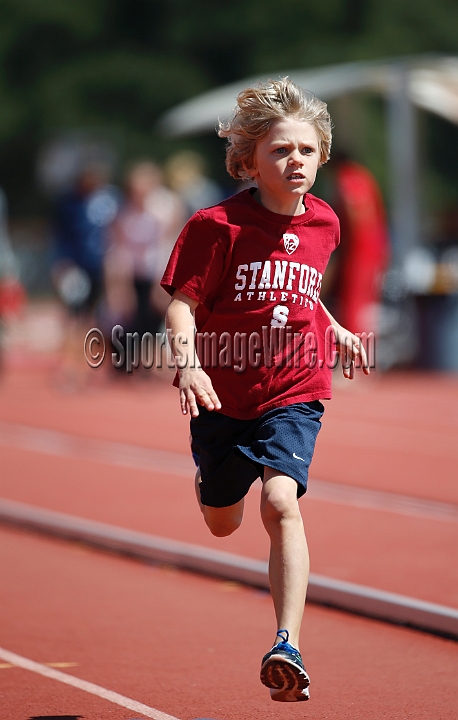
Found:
[293,453,304,461]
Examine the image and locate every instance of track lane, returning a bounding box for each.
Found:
[1,368,457,502]
[2,419,458,522]
[1,366,457,718]
[1,525,457,720]
[1,443,457,607]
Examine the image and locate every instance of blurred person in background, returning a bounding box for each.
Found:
[51,162,120,388]
[104,161,178,375]
[144,161,186,280]
[0,188,26,376]
[322,152,390,336]
[165,150,225,219]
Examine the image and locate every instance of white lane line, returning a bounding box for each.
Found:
[0,646,180,720]
[1,420,457,523]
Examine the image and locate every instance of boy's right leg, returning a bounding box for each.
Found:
[194,468,244,537]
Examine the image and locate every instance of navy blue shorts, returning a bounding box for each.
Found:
[190,401,324,508]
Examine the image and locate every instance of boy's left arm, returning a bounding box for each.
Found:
[319,300,370,380]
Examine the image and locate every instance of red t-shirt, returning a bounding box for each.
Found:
[161,189,339,419]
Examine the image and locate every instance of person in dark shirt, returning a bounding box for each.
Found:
[52,163,120,316]
[51,163,120,387]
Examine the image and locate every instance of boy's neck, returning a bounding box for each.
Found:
[251,188,306,217]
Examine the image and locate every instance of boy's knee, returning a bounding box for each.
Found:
[203,503,244,537]
[205,517,241,537]
[204,515,242,537]
[261,485,300,527]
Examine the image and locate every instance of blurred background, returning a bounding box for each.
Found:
[0,0,458,378]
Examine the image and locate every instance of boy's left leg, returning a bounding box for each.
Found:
[259,467,310,701]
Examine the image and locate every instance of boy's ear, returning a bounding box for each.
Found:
[242,156,257,179]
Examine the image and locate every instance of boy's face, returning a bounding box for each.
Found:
[244,117,320,215]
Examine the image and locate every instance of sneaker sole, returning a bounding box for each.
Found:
[260,655,310,702]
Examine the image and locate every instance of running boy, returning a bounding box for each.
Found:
[161,78,369,702]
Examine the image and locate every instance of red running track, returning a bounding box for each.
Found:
[0,368,457,606]
[1,525,458,720]
[0,366,458,717]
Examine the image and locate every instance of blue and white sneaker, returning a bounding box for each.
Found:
[260,629,310,702]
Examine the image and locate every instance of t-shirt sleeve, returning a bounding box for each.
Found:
[161,211,226,303]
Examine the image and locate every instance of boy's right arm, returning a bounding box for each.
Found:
[166,290,221,418]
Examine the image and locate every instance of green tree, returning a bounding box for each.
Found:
[0,0,456,213]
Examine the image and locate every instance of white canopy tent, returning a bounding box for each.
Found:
[159,55,458,267]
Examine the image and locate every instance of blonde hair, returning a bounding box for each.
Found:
[218,78,332,181]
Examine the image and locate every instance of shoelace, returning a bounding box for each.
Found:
[276,628,290,644]
[272,629,304,667]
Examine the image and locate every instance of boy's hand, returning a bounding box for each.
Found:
[333,325,370,379]
[178,366,222,417]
